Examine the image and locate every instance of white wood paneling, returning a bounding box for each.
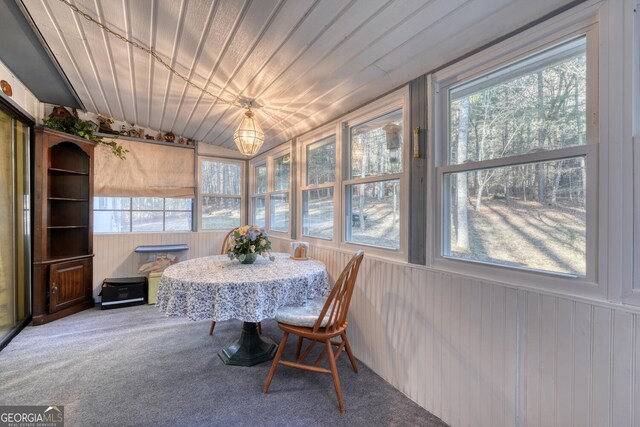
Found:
[92,231,225,299]
[270,239,640,427]
[86,231,640,427]
[22,0,574,154]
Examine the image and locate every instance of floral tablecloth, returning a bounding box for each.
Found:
[156,252,330,322]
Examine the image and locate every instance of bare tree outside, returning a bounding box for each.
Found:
[446,39,588,275]
[348,109,403,249]
[455,97,470,249]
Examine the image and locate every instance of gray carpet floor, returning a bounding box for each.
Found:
[0,305,447,427]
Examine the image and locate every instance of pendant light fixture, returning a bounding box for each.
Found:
[233,105,265,156]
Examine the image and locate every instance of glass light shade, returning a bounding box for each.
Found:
[233,109,265,156]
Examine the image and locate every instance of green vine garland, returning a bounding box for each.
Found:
[43,115,128,159]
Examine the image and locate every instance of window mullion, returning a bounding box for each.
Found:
[438,145,592,174]
[301,182,335,191]
[200,158,244,230]
[343,173,404,186]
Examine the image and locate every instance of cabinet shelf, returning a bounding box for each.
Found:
[48,197,88,202]
[48,167,89,176]
[33,127,95,325]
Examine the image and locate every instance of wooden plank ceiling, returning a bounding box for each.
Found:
[22,0,574,154]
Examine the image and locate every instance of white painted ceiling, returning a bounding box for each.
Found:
[22,0,575,154]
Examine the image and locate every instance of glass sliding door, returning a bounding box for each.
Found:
[0,108,31,346]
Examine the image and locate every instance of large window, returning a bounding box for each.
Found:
[250,147,291,234]
[294,89,408,255]
[252,163,267,228]
[200,158,244,230]
[345,109,404,250]
[301,135,336,240]
[436,35,596,278]
[271,153,291,232]
[94,197,193,232]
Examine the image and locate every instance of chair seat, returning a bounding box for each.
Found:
[275,296,330,327]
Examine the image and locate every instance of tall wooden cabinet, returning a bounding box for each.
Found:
[33,127,95,325]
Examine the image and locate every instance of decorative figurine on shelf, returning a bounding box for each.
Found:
[186,138,195,146]
[120,123,137,137]
[42,106,128,159]
[177,137,186,145]
[145,134,155,140]
[164,132,175,143]
[0,80,12,97]
[98,115,116,134]
[50,106,74,121]
[155,132,164,141]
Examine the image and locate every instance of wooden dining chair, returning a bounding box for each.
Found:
[219,227,237,256]
[263,250,364,413]
[210,227,262,336]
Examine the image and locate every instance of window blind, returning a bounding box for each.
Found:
[94,139,195,198]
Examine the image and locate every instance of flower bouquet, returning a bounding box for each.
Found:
[227,225,275,264]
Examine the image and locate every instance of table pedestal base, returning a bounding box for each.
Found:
[218,321,277,366]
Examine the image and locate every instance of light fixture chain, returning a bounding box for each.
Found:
[57,0,242,109]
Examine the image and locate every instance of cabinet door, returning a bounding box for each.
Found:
[49,259,89,313]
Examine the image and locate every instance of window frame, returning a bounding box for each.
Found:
[342,97,409,256]
[295,88,410,259]
[197,156,246,232]
[626,0,640,304]
[430,20,602,295]
[249,143,293,237]
[94,196,194,233]
[297,124,340,245]
[250,161,267,229]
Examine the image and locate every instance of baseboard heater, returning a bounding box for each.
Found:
[100,277,147,310]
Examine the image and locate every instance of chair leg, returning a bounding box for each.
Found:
[209,321,216,336]
[257,322,262,335]
[263,332,289,394]
[342,332,358,373]
[325,339,345,413]
[296,336,304,359]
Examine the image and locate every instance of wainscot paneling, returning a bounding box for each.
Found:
[273,239,640,427]
[92,232,226,299]
[94,234,640,426]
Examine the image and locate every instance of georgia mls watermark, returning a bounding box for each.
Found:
[0,406,64,427]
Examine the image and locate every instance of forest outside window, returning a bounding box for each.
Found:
[200,158,243,230]
[346,109,403,250]
[270,154,291,232]
[301,135,336,240]
[94,197,193,232]
[437,36,595,277]
[252,164,266,228]
[249,148,291,235]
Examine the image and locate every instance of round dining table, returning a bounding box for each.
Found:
[156,252,330,366]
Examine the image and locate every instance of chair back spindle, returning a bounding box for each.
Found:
[313,251,364,333]
[220,227,239,255]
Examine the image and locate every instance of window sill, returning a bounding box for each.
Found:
[94,230,197,235]
[274,237,409,265]
[430,256,603,299]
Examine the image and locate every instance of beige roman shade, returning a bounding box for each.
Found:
[94,139,195,198]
